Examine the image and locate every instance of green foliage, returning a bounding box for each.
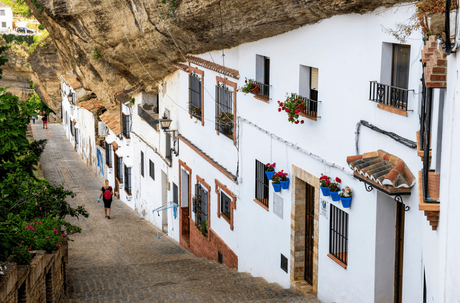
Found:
[0,45,8,79]
[91,48,101,60]
[28,30,49,54]
[38,25,45,30]
[1,34,34,46]
[0,0,31,17]
[30,0,44,13]
[156,0,179,21]
[130,97,135,105]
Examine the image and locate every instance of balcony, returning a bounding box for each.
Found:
[290,93,320,121]
[369,81,411,116]
[249,79,270,101]
[138,104,159,131]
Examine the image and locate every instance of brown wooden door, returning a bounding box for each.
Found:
[394,203,405,303]
[180,169,190,241]
[305,183,315,285]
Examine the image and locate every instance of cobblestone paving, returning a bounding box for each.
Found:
[32,123,321,303]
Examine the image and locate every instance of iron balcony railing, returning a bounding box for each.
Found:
[291,93,320,119]
[250,79,270,101]
[189,102,202,120]
[369,81,411,111]
[138,104,159,131]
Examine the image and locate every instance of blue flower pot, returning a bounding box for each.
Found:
[280,178,290,190]
[265,171,275,180]
[320,186,330,196]
[272,183,281,192]
[340,196,352,208]
[330,190,340,202]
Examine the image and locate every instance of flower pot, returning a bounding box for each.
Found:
[330,190,340,202]
[272,183,281,192]
[320,186,330,196]
[265,170,275,180]
[295,103,306,112]
[340,196,352,208]
[250,84,260,95]
[280,178,290,190]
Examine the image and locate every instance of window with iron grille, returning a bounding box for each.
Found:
[0,10,5,16]
[329,204,348,266]
[194,184,208,236]
[1,22,6,28]
[124,165,132,195]
[105,142,112,167]
[75,128,79,143]
[149,160,154,180]
[140,151,144,177]
[115,155,123,183]
[215,84,234,139]
[189,73,202,119]
[253,55,270,100]
[221,191,231,220]
[254,159,269,208]
[122,114,131,139]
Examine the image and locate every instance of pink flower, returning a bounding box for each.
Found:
[285,108,291,113]
[245,79,247,83]
[61,233,66,237]
[45,236,49,239]
[57,243,61,247]
[279,102,283,107]
[295,120,299,124]
[300,120,304,124]
[294,110,299,114]
[335,177,342,183]
[28,247,31,250]
[278,108,281,112]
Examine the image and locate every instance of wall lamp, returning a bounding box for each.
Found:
[67,92,74,104]
[158,114,179,156]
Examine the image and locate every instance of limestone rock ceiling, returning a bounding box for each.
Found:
[24,0,413,112]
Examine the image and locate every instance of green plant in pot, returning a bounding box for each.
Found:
[277,94,305,124]
[329,177,341,202]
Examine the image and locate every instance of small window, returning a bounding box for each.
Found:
[254,159,269,208]
[165,132,171,160]
[1,22,6,28]
[124,165,132,195]
[122,113,131,139]
[299,65,319,101]
[115,155,123,183]
[194,183,208,236]
[220,191,231,220]
[189,73,202,119]
[0,10,5,16]
[255,54,270,99]
[149,160,154,180]
[75,128,79,143]
[140,151,144,177]
[105,142,112,168]
[329,204,348,266]
[215,84,234,139]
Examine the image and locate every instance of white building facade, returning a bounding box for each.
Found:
[0,2,13,33]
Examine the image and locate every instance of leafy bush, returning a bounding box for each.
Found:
[1,34,34,46]
[38,25,45,30]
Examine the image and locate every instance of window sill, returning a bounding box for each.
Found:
[221,213,230,224]
[253,95,269,103]
[253,198,269,211]
[124,188,132,196]
[298,112,318,121]
[376,104,408,117]
[327,253,347,269]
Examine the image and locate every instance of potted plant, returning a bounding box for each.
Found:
[216,112,234,135]
[319,174,331,196]
[277,170,290,190]
[271,173,282,193]
[265,162,276,180]
[339,186,353,208]
[239,78,260,95]
[191,107,202,117]
[277,94,306,125]
[198,220,208,236]
[329,177,341,201]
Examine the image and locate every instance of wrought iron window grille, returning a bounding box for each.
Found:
[215,84,234,139]
[255,160,269,207]
[290,93,321,119]
[329,204,348,266]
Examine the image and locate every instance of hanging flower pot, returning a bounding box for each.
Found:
[340,196,352,208]
[330,190,340,202]
[266,171,275,180]
[272,183,281,192]
[320,186,330,196]
[280,178,290,190]
[250,84,260,95]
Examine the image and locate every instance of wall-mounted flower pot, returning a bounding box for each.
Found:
[320,186,330,196]
[340,196,352,208]
[280,178,290,190]
[272,183,281,192]
[265,171,275,180]
[250,84,260,95]
[330,190,340,202]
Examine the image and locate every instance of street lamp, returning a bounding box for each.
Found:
[67,92,73,104]
[158,114,179,156]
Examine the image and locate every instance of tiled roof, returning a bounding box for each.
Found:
[78,98,104,111]
[347,150,416,194]
[61,74,83,90]
[186,56,240,79]
[172,63,190,73]
[100,111,121,135]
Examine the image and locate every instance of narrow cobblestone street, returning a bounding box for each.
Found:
[32,123,321,303]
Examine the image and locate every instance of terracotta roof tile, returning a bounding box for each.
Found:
[173,63,190,72]
[61,74,83,90]
[347,150,416,194]
[100,111,121,135]
[78,98,104,111]
[186,56,240,79]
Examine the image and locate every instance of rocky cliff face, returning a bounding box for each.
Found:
[24,0,412,113]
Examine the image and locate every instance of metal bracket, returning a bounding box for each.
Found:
[394,195,410,211]
[364,183,374,192]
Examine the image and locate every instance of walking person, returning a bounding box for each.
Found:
[98,180,113,219]
[42,111,48,129]
[31,115,36,124]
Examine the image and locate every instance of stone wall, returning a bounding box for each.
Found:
[0,239,68,303]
